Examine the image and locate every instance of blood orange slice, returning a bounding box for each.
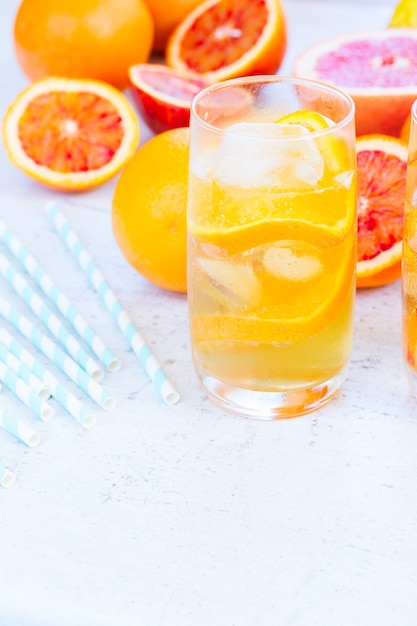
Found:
[2,77,139,191]
[165,0,287,83]
[293,28,417,137]
[356,134,407,288]
[128,63,206,134]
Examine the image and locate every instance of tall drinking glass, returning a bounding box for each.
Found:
[403,100,417,395]
[187,76,357,419]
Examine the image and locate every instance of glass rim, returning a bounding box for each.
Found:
[190,74,356,138]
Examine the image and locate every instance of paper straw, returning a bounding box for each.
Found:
[0,327,96,429]
[0,219,120,373]
[0,253,104,381]
[0,409,41,447]
[0,360,53,421]
[0,298,116,411]
[45,201,180,405]
[0,465,15,488]
[0,341,50,400]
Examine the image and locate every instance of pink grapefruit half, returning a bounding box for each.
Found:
[128,63,206,134]
[293,28,417,137]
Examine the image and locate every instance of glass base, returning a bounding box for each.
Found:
[405,362,417,398]
[198,365,349,420]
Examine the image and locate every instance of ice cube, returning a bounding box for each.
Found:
[263,243,323,281]
[335,170,355,189]
[213,122,324,187]
[198,257,261,307]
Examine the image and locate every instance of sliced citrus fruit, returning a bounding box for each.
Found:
[2,77,139,191]
[191,227,356,344]
[165,0,287,83]
[293,28,417,137]
[275,109,350,176]
[275,110,330,132]
[356,134,407,288]
[128,63,206,134]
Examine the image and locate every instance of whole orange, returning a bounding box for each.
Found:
[144,0,203,52]
[112,127,189,293]
[14,0,154,90]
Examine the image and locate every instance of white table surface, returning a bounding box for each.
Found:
[1,1,417,625]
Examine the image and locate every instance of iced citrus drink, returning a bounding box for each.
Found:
[403,99,417,394]
[187,77,357,418]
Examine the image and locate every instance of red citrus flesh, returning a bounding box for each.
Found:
[293,29,417,137]
[18,91,124,172]
[357,149,405,260]
[356,134,407,288]
[166,0,287,83]
[129,63,205,133]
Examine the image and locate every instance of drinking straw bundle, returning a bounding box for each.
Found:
[0,200,181,487]
[45,201,180,406]
[0,327,96,429]
[0,218,120,373]
[0,465,15,489]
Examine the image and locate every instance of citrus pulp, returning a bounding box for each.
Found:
[2,77,140,191]
[293,28,417,137]
[356,134,407,287]
[166,0,287,83]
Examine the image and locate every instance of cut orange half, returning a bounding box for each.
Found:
[165,0,287,83]
[356,134,407,287]
[2,77,140,191]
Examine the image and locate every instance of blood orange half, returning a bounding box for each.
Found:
[356,134,407,288]
[2,77,139,191]
[166,0,287,83]
[129,64,206,134]
[293,28,417,137]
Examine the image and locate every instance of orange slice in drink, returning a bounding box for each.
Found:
[191,216,356,344]
[2,77,139,191]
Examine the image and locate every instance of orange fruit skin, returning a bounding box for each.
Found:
[353,92,416,138]
[356,262,402,289]
[144,0,204,52]
[128,63,206,134]
[14,0,154,90]
[112,127,189,293]
[165,0,287,83]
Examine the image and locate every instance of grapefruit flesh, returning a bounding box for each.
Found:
[129,64,206,134]
[166,0,287,83]
[293,29,417,137]
[356,134,407,288]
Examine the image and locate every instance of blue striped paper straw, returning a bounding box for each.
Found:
[0,219,121,373]
[0,253,104,381]
[0,298,116,411]
[0,327,96,429]
[0,341,50,399]
[45,201,180,406]
[0,465,15,488]
[0,409,41,447]
[0,359,53,421]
